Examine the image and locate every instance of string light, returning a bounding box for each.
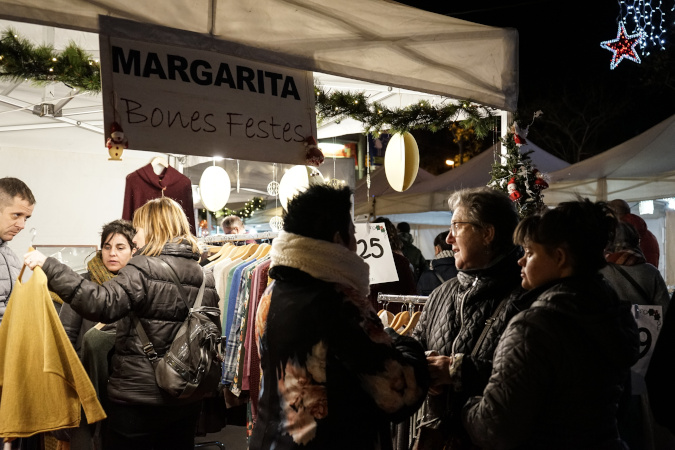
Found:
[616,0,668,54]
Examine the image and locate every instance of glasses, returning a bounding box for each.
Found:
[450,221,476,233]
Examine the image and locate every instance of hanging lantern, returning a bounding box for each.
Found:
[269,216,284,231]
[199,166,231,212]
[384,132,419,192]
[267,181,280,196]
[278,165,324,210]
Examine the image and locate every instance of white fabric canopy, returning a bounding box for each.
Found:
[545,114,675,204]
[355,140,570,216]
[0,0,518,111]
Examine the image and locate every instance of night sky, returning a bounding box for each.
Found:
[397,0,675,168]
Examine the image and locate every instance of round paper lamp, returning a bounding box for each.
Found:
[278,165,324,210]
[384,132,419,192]
[199,166,231,211]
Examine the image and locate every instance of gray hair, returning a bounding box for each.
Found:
[447,187,518,255]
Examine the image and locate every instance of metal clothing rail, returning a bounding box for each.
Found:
[377,293,428,305]
[200,231,279,243]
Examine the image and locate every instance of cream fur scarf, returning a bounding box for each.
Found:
[270,231,371,297]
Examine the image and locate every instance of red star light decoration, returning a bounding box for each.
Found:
[600,21,643,69]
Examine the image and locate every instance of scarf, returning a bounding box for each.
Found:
[87,251,117,285]
[435,250,454,260]
[270,231,371,297]
[605,248,646,266]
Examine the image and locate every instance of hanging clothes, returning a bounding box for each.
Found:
[121,163,195,234]
[0,267,106,439]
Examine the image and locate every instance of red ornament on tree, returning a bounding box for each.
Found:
[304,136,324,167]
[507,177,521,201]
[533,169,549,190]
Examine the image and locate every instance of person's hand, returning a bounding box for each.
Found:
[24,250,47,270]
[427,355,453,392]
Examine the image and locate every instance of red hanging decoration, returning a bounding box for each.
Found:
[304,136,324,167]
[507,177,521,201]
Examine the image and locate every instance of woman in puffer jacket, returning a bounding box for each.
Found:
[24,197,219,450]
[411,187,531,450]
[463,199,640,450]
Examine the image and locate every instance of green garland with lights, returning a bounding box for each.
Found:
[315,86,495,138]
[1,27,495,135]
[213,197,265,221]
[0,28,101,92]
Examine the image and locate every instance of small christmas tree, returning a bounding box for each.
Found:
[488,111,549,218]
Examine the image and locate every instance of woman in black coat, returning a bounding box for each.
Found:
[416,230,458,296]
[25,197,219,450]
[463,199,640,449]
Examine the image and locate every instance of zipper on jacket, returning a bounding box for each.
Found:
[451,276,478,355]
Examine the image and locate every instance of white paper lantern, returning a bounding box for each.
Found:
[384,132,419,192]
[269,216,284,231]
[278,165,324,210]
[199,166,231,211]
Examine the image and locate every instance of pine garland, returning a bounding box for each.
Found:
[0,28,101,92]
[315,86,495,138]
[213,197,266,220]
[488,114,548,218]
[1,27,496,136]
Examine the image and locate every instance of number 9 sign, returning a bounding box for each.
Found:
[354,223,398,284]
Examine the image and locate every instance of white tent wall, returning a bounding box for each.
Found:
[0,146,172,257]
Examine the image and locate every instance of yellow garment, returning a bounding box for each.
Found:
[0,268,106,438]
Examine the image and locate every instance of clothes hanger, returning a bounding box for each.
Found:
[256,243,271,259]
[207,243,234,262]
[241,243,260,261]
[150,155,169,176]
[245,243,266,261]
[390,310,410,332]
[401,311,421,336]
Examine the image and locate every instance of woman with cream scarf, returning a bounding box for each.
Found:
[250,184,429,450]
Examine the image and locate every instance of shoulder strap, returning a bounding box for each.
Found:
[612,263,651,304]
[433,270,446,284]
[471,297,509,359]
[134,258,206,361]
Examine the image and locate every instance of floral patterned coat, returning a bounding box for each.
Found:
[250,265,429,450]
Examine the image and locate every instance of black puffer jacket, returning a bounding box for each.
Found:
[411,248,528,447]
[43,242,219,405]
[463,275,640,450]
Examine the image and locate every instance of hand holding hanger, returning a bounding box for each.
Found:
[23,249,47,271]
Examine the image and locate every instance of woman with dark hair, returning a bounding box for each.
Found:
[24,197,219,450]
[416,230,457,296]
[251,184,429,450]
[463,199,639,449]
[59,219,136,356]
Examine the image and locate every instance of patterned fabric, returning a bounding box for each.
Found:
[605,249,646,266]
[250,234,429,450]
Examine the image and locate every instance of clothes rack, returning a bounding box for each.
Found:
[201,231,278,244]
[377,293,428,305]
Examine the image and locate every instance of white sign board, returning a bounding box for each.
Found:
[99,31,316,163]
[631,304,663,378]
[355,223,398,285]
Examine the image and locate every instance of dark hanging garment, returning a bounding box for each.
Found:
[122,164,196,234]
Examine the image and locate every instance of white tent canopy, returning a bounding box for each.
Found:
[355,140,570,217]
[0,0,518,111]
[545,114,675,204]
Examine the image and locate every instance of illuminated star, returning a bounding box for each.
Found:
[600,22,643,69]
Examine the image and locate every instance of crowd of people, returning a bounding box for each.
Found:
[1,175,673,450]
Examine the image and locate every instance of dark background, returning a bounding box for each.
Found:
[396,0,675,173]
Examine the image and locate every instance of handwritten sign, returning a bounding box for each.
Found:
[355,223,398,285]
[631,304,663,378]
[99,28,316,163]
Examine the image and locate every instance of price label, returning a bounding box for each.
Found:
[631,304,663,378]
[355,223,398,284]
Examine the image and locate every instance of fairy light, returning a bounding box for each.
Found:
[616,0,668,55]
